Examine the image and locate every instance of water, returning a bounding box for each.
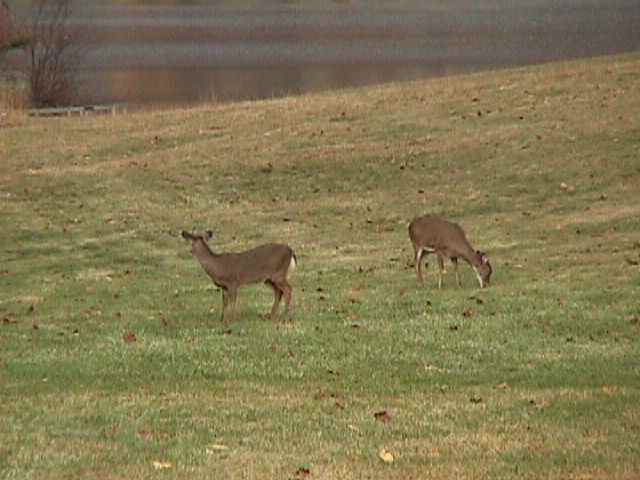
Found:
[70,2,640,106]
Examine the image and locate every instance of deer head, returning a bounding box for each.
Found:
[181,230,214,254]
[475,250,492,287]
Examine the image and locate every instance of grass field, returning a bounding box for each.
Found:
[1,53,639,479]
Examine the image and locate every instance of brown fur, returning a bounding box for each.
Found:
[408,215,492,288]
[182,231,296,322]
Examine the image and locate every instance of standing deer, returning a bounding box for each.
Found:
[408,215,492,289]
[181,231,297,322]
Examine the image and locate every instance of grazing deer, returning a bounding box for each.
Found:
[181,231,297,322]
[408,215,492,289]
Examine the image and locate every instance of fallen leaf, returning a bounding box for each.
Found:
[378,448,394,463]
[294,466,311,477]
[206,444,230,454]
[152,460,172,470]
[374,410,393,423]
[427,446,441,458]
[137,430,154,441]
[123,331,137,343]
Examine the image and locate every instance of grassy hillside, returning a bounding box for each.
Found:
[1,53,639,479]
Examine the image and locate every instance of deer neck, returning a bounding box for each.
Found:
[192,241,223,275]
[463,248,487,288]
[458,244,482,267]
[469,250,484,267]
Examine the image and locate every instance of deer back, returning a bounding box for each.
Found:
[215,243,294,286]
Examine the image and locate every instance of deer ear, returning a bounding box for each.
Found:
[181,231,193,240]
[205,230,214,240]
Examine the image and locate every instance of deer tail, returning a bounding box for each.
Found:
[287,252,297,279]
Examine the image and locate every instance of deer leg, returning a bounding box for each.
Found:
[281,280,293,321]
[265,280,283,320]
[227,289,238,322]
[220,289,229,322]
[437,254,445,289]
[452,257,461,287]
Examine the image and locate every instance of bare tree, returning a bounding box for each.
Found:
[0,1,29,61]
[1,2,15,55]
[1,2,15,53]
[23,0,85,107]
[1,2,29,108]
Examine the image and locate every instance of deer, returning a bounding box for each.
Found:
[181,230,297,322]
[408,215,492,289]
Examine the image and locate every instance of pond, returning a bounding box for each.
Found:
[67,1,640,106]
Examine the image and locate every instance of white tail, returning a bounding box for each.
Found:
[182,230,297,322]
[408,215,492,289]
[287,255,297,278]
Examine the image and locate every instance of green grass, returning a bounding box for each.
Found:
[2,53,640,479]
